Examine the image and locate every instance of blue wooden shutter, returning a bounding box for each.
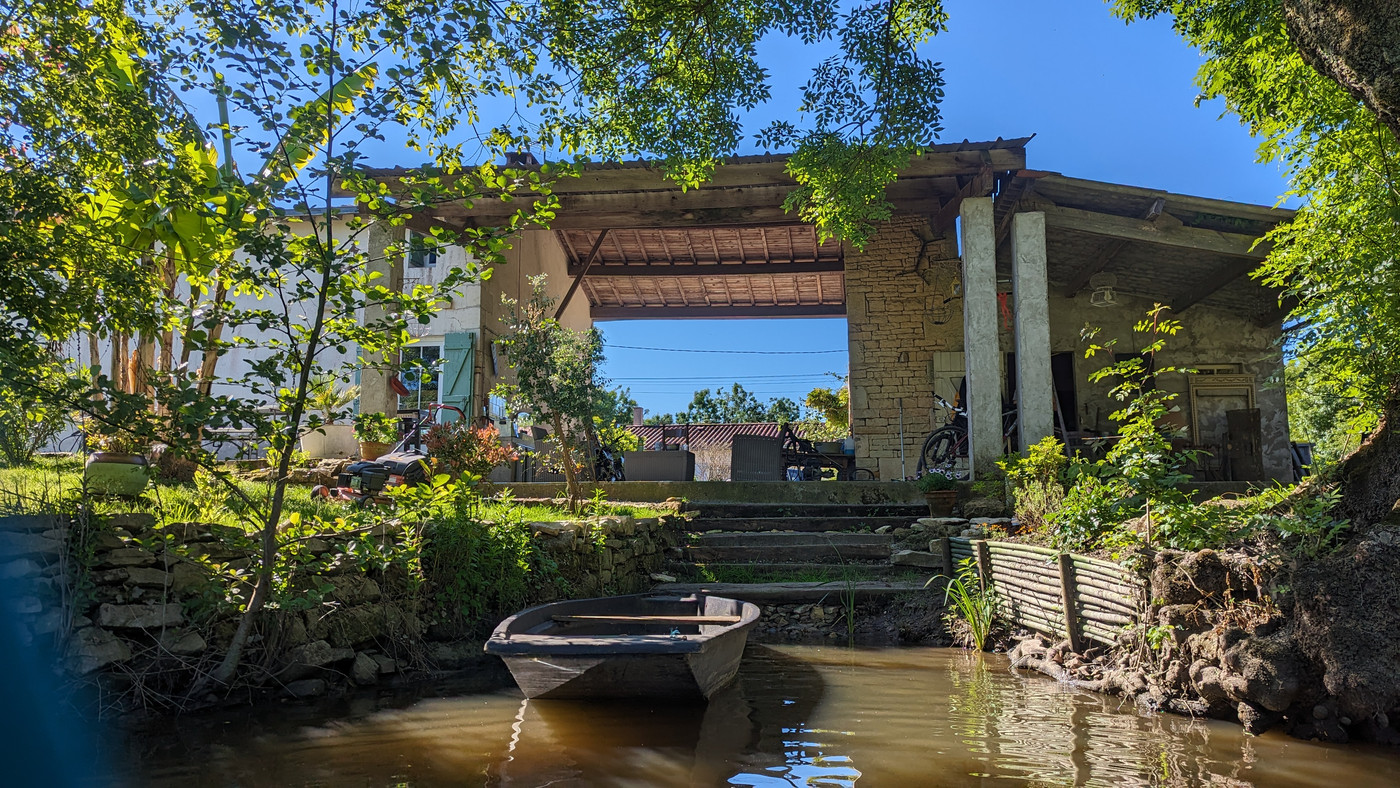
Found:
[440,332,476,421]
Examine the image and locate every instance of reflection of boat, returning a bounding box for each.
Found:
[484,593,761,700]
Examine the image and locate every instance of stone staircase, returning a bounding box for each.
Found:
[654,502,949,604]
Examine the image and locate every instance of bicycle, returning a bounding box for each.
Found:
[916,394,1019,477]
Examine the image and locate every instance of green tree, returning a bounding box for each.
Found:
[3,0,951,689]
[494,276,607,511]
[1114,1,1400,527]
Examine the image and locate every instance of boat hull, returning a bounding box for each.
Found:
[486,593,759,701]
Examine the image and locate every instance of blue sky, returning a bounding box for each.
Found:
[598,0,1291,418]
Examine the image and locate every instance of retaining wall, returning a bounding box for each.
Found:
[940,537,1145,650]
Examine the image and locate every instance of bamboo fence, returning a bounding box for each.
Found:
[939,537,1145,650]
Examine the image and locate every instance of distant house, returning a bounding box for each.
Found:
[625,422,797,451]
[626,422,803,481]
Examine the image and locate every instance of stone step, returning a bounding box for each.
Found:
[684,516,914,533]
[687,503,927,520]
[665,560,912,579]
[683,532,894,563]
[652,580,930,604]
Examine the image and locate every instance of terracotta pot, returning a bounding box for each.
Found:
[84,452,151,497]
[359,440,394,460]
[924,489,957,517]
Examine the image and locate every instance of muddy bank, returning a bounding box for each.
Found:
[1007,526,1400,744]
[750,593,948,647]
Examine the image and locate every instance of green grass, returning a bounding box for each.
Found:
[0,455,351,530]
[0,457,673,531]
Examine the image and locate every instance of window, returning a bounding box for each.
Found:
[407,230,438,268]
[399,345,442,411]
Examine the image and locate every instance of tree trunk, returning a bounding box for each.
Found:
[197,280,230,397]
[554,414,582,513]
[1335,389,1400,528]
[1283,0,1400,142]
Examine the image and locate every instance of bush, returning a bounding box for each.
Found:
[0,387,67,466]
[424,421,518,479]
[917,469,959,492]
[1049,473,1131,552]
[998,437,1067,535]
[353,412,398,443]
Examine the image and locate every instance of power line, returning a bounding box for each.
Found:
[605,344,846,355]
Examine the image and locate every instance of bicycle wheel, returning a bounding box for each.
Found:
[918,427,963,475]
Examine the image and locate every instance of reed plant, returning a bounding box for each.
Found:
[931,557,998,651]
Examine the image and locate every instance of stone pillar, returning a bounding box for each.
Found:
[359,222,400,416]
[960,197,1000,477]
[1012,211,1054,452]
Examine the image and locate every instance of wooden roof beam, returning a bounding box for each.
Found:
[591,304,846,320]
[555,229,610,319]
[931,165,995,237]
[1171,258,1263,313]
[1060,198,1166,297]
[584,260,844,277]
[1044,203,1269,259]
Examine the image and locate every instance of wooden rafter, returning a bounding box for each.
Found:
[932,165,996,236]
[1044,203,1267,259]
[591,304,846,320]
[1062,197,1168,297]
[585,260,843,277]
[555,229,610,319]
[1171,258,1262,313]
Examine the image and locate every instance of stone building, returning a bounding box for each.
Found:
[361,138,1294,481]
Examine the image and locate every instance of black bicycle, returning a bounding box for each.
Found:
[917,394,1019,477]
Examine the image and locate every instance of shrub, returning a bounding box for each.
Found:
[1050,473,1131,552]
[353,412,398,443]
[917,468,959,492]
[0,387,68,466]
[998,437,1067,534]
[424,421,518,479]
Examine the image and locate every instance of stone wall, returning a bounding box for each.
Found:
[0,510,680,709]
[843,213,1290,481]
[844,215,964,480]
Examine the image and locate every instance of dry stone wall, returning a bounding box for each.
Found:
[0,510,678,711]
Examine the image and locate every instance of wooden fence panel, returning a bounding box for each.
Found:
[938,537,1145,647]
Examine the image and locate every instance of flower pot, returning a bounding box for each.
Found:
[300,423,357,459]
[84,452,150,497]
[924,490,957,517]
[359,440,394,460]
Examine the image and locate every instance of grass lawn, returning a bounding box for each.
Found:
[0,456,674,530]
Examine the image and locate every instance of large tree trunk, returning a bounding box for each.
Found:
[1335,389,1400,528]
[1283,0,1400,142]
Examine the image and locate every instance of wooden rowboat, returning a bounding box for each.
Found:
[484,593,761,700]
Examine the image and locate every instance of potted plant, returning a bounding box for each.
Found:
[354,412,398,459]
[300,373,360,458]
[83,431,151,496]
[917,469,960,517]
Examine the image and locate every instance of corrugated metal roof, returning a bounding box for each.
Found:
[625,422,803,450]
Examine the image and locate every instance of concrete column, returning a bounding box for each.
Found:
[359,222,400,416]
[1012,211,1054,452]
[959,197,1001,477]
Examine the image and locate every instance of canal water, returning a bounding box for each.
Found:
[117,646,1400,786]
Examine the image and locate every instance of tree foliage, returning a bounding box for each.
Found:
[1114,0,1400,526]
[494,276,607,510]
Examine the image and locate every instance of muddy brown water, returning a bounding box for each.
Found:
[113,646,1400,787]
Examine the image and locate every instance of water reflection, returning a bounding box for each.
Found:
[118,646,1400,787]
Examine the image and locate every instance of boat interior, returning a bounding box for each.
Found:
[510,594,752,638]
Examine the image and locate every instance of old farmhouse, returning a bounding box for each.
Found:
[354,137,1294,483]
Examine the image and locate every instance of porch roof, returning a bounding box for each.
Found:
[1000,173,1296,325]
